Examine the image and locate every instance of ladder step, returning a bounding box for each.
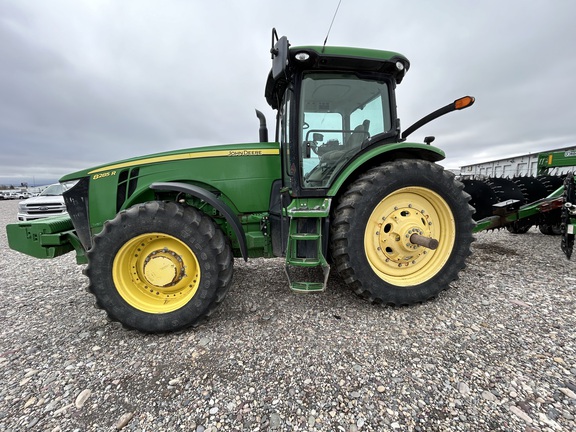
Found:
[290,281,325,293]
[289,257,321,267]
[288,209,328,217]
[284,264,330,293]
[290,232,321,240]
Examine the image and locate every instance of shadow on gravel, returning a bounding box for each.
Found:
[473,242,519,256]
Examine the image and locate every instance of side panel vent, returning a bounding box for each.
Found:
[128,168,139,198]
[116,170,129,212]
[116,168,141,212]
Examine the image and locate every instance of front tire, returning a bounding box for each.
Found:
[331,159,475,305]
[85,201,233,333]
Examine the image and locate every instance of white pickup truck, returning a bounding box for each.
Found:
[17,184,72,221]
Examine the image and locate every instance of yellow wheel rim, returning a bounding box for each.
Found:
[113,233,201,313]
[364,187,455,286]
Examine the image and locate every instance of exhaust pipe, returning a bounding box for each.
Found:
[255,109,268,143]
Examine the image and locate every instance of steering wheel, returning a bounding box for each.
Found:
[315,139,341,157]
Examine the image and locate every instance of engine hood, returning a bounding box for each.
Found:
[59,142,280,182]
[20,195,64,206]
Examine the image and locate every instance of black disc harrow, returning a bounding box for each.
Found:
[462,174,565,233]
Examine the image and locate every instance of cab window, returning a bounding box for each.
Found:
[299,72,391,188]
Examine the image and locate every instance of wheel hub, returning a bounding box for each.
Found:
[142,249,185,287]
[113,233,201,314]
[377,206,430,266]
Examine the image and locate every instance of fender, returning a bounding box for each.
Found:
[150,182,248,261]
[327,142,445,197]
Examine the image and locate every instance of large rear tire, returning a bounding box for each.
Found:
[331,160,475,305]
[85,201,233,333]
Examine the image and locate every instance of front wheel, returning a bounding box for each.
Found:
[331,159,475,305]
[85,201,233,332]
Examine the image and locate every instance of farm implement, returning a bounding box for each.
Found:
[463,149,576,258]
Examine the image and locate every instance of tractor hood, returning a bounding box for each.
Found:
[59,142,280,182]
[58,140,281,251]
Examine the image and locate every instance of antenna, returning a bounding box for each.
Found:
[322,0,342,53]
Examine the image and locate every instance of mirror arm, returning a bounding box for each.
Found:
[401,96,475,141]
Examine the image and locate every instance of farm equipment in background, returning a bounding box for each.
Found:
[461,149,576,258]
[5,28,483,333]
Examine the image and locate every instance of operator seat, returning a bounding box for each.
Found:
[321,119,370,164]
[345,119,371,149]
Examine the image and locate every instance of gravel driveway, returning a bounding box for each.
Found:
[1,198,575,431]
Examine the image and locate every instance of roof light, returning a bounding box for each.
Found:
[395,61,404,71]
[295,52,310,62]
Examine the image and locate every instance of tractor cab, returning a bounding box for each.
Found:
[265,29,410,196]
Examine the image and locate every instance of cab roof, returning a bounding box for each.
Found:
[265,44,410,109]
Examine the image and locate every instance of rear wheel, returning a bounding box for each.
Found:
[85,201,233,332]
[331,160,474,305]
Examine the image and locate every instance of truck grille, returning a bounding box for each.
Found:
[22,203,67,215]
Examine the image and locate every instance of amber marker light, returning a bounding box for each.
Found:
[454,96,475,110]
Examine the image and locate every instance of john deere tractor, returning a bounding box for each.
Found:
[7,30,476,333]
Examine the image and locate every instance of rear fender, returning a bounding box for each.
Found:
[150,182,248,261]
[327,143,445,197]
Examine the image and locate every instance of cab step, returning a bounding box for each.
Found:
[284,198,331,292]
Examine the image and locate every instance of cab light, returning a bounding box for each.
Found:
[396,61,404,71]
[295,52,310,61]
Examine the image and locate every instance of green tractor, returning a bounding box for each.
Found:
[7,30,476,333]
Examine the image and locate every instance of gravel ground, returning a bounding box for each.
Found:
[1,198,576,431]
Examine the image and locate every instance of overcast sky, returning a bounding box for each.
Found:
[1,0,575,186]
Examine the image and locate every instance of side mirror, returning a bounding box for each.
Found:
[271,29,290,79]
[313,133,324,142]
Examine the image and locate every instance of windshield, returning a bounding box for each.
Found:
[299,72,391,188]
[40,184,67,196]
